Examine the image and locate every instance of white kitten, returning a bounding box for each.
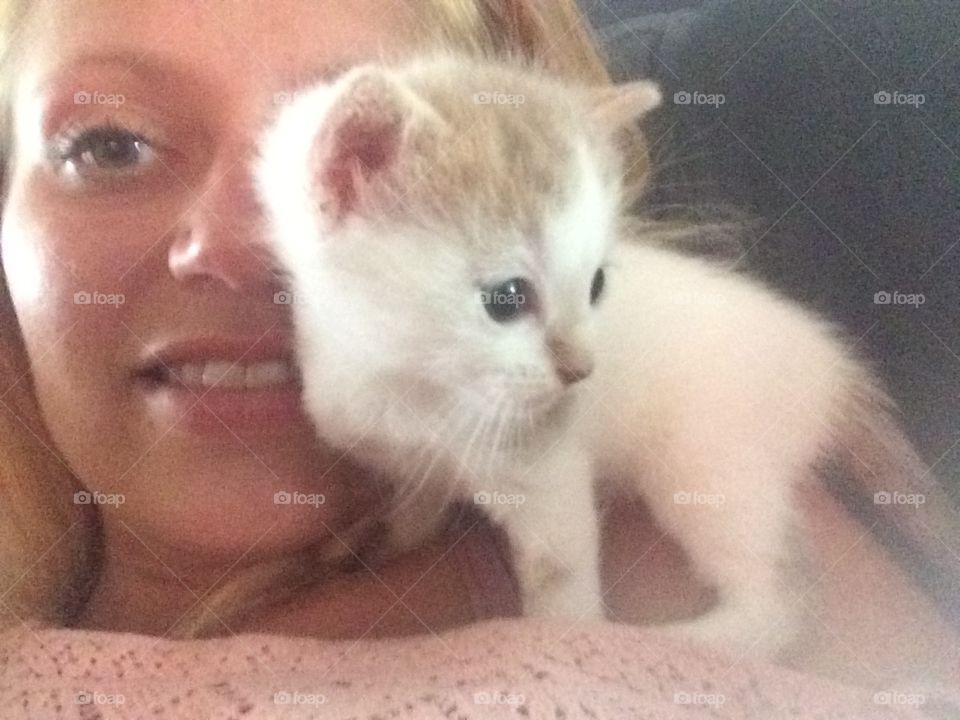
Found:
[254,52,953,657]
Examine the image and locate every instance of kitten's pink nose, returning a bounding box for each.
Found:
[547,336,594,386]
[556,361,594,386]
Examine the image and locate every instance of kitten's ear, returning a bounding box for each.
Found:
[590,81,662,133]
[312,69,430,221]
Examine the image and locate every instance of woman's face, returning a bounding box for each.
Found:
[1,0,418,564]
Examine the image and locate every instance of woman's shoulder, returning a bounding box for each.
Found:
[3,613,953,719]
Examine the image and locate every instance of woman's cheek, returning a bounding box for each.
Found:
[9,183,123,324]
[1,170,185,437]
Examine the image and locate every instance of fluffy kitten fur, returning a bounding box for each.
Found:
[255,52,951,657]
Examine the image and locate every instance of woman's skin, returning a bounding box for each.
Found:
[1,0,956,689]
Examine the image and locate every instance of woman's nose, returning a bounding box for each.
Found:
[168,150,282,292]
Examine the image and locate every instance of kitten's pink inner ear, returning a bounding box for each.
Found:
[593,81,662,131]
[312,77,405,220]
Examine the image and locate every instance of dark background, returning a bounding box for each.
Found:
[583,0,960,503]
[581,0,960,621]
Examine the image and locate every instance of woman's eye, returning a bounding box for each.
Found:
[482,277,536,323]
[590,267,606,305]
[52,125,156,178]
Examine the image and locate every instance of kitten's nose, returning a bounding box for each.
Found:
[555,361,594,386]
[547,336,594,386]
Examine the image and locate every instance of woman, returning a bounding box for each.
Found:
[0,0,955,692]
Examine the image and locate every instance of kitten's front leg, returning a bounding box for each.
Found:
[491,443,605,620]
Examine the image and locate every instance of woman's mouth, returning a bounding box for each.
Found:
[133,335,311,437]
[139,359,296,390]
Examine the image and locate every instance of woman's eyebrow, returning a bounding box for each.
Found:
[51,51,352,89]
[58,50,181,80]
[56,50,356,82]
[34,49,198,97]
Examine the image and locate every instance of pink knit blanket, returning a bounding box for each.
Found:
[1,618,956,719]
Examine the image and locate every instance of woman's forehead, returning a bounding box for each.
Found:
[21,0,420,96]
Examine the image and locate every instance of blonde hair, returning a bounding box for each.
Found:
[0,0,641,638]
[0,0,101,631]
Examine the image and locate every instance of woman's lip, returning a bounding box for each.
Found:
[137,376,311,437]
[132,333,310,437]
[135,333,296,376]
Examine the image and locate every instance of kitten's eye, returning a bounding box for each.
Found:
[590,268,606,305]
[482,277,536,323]
[51,124,157,179]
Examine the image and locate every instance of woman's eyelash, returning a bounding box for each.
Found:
[47,119,164,179]
[51,120,147,156]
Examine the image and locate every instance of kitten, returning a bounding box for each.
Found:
[254,52,952,656]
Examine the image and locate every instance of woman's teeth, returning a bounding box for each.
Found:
[167,360,295,389]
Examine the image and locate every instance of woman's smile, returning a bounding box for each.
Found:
[134,332,309,437]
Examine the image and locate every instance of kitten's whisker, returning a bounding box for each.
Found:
[448,396,490,486]
[396,391,473,508]
[648,123,725,166]
[648,136,732,176]
[411,394,476,493]
[648,150,732,180]
[480,393,508,483]
[484,394,511,481]
[645,180,726,192]
[460,388,504,487]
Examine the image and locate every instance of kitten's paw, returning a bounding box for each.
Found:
[521,568,606,621]
[654,602,801,660]
[525,589,607,621]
